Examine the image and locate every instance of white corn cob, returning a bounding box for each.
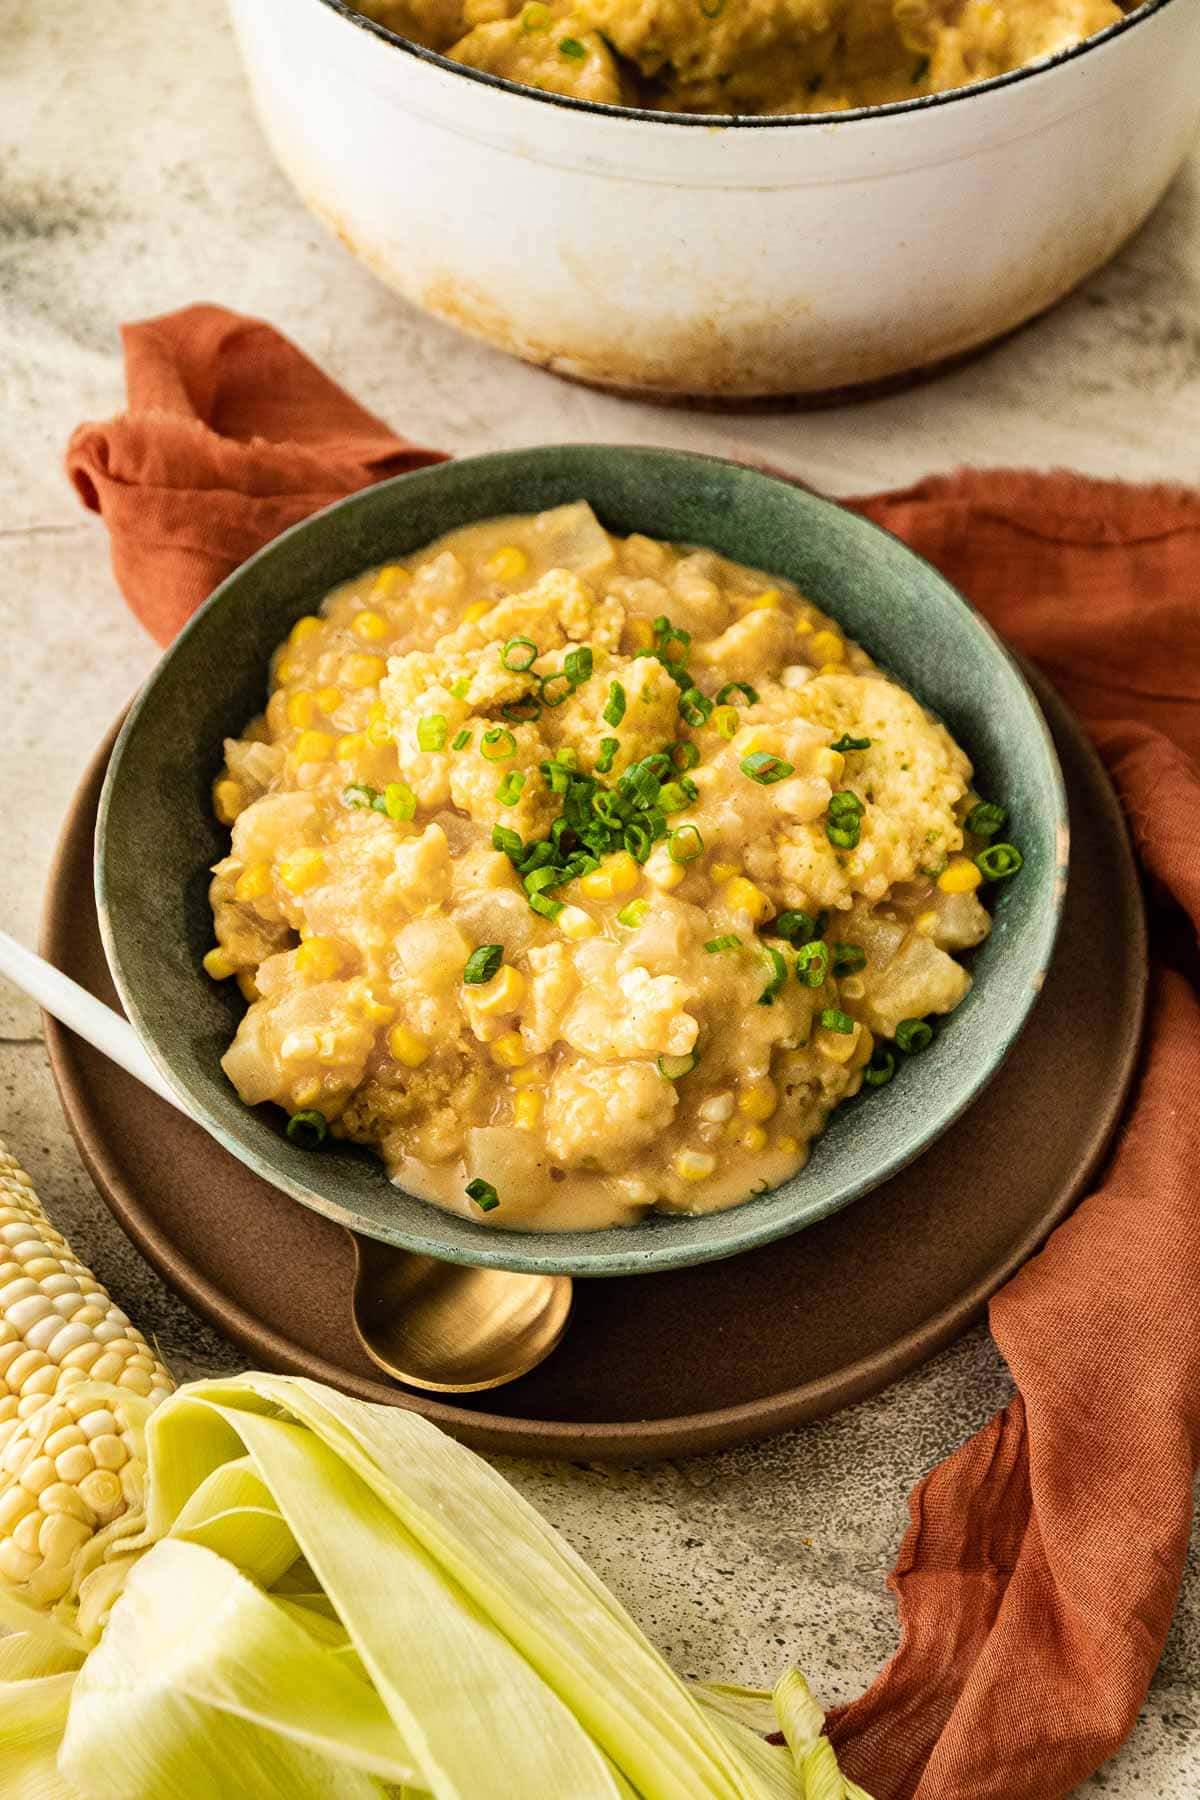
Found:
[0,1138,172,1635]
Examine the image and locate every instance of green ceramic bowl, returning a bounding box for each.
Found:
[97,447,1067,1277]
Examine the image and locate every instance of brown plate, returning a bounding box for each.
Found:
[42,675,1146,1460]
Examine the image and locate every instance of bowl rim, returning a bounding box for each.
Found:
[311,0,1167,130]
[96,444,1069,1277]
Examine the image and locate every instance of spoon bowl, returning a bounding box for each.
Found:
[350,1235,573,1392]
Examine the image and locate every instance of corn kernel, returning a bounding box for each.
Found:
[812,748,846,782]
[914,910,939,936]
[293,730,335,765]
[737,1079,778,1122]
[675,1150,717,1182]
[513,1090,543,1131]
[473,964,526,1015]
[295,936,342,981]
[278,849,326,893]
[490,1031,531,1069]
[749,589,782,611]
[237,971,260,1003]
[795,616,814,635]
[274,656,302,686]
[742,1125,769,1153]
[234,862,272,904]
[558,905,600,940]
[644,848,685,892]
[212,779,244,826]
[699,1091,735,1124]
[336,733,367,762]
[810,630,844,664]
[463,600,491,624]
[316,685,343,715]
[287,690,319,729]
[387,1025,430,1067]
[202,947,235,981]
[295,1078,323,1108]
[486,545,528,582]
[625,617,655,651]
[710,862,741,885]
[372,565,409,600]
[820,663,844,678]
[511,1058,549,1088]
[342,654,388,690]
[366,718,393,747]
[776,1136,800,1156]
[289,615,325,647]
[722,876,773,925]
[938,858,983,895]
[352,610,389,642]
[580,851,640,900]
[815,1021,863,1064]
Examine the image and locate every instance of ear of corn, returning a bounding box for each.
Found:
[0,1141,172,1647]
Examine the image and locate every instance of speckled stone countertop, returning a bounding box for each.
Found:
[2,4,1198,1792]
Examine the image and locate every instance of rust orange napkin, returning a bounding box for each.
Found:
[67,306,1200,1800]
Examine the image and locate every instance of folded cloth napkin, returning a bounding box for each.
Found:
[67,306,1200,1800]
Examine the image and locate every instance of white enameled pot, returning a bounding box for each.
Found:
[229,0,1200,401]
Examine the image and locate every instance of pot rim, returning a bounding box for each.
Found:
[311,0,1169,129]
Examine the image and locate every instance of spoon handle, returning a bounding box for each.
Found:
[0,929,184,1113]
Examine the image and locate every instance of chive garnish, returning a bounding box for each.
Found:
[539,671,572,708]
[450,677,471,700]
[966,800,1008,838]
[671,740,700,772]
[616,899,649,928]
[466,1177,500,1211]
[819,1008,855,1034]
[492,824,523,858]
[895,1018,934,1054]
[668,823,704,864]
[864,1047,896,1088]
[451,729,472,751]
[826,789,864,849]
[657,1051,699,1080]
[286,1110,327,1149]
[501,636,538,672]
[596,736,619,775]
[831,942,866,973]
[774,910,817,944]
[481,726,517,762]
[501,694,541,723]
[342,782,377,810]
[529,891,564,919]
[678,687,712,728]
[496,770,526,806]
[758,946,788,1006]
[716,680,759,707]
[830,734,871,753]
[976,843,1023,881]
[653,616,691,662]
[705,934,742,953]
[742,751,794,785]
[463,945,503,986]
[382,781,417,821]
[795,941,830,988]
[558,35,586,56]
[564,646,593,685]
[603,681,627,726]
[417,713,447,752]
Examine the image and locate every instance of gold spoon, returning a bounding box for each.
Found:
[0,930,573,1396]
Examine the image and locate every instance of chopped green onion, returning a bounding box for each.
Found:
[976,843,1023,881]
[774,910,817,944]
[539,671,572,709]
[714,708,738,740]
[501,694,541,723]
[826,792,864,850]
[501,636,538,672]
[496,770,526,806]
[616,899,649,928]
[529,891,564,919]
[795,941,830,988]
[671,740,700,772]
[466,1177,500,1211]
[417,713,447,752]
[451,729,472,751]
[966,800,1008,838]
[658,781,693,815]
[342,782,378,810]
[830,734,871,753]
[864,1047,896,1088]
[450,677,471,700]
[827,822,861,850]
[716,681,759,707]
[828,790,864,817]
[657,1051,699,1080]
[482,726,517,762]
[492,824,523,858]
[564,646,593,685]
[596,737,619,775]
[463,945,503,986]
[524,866,566,896]
[653,616,691,662]
[678,687,712,728]
[603,681,626,726]
[819,1008,855,1034]
[558,34,586,56]
[382,781,417,822]
[831,942,866,973]
[895,1018,934,1054]
[520,0,550,28]
[758,946,788,1006]
[286,1110,327,1149]
[705,934,742,953]
[668,823,704,864]
[741,751,794,786]
[624,819,653,863]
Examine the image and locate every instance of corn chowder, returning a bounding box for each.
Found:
[205,503,1021,1231]
[357,0,1123,117]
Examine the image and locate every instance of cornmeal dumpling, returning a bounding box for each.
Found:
[206,502,1021,1231]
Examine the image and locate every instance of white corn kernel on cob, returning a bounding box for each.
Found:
[0,1139,172,1641]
